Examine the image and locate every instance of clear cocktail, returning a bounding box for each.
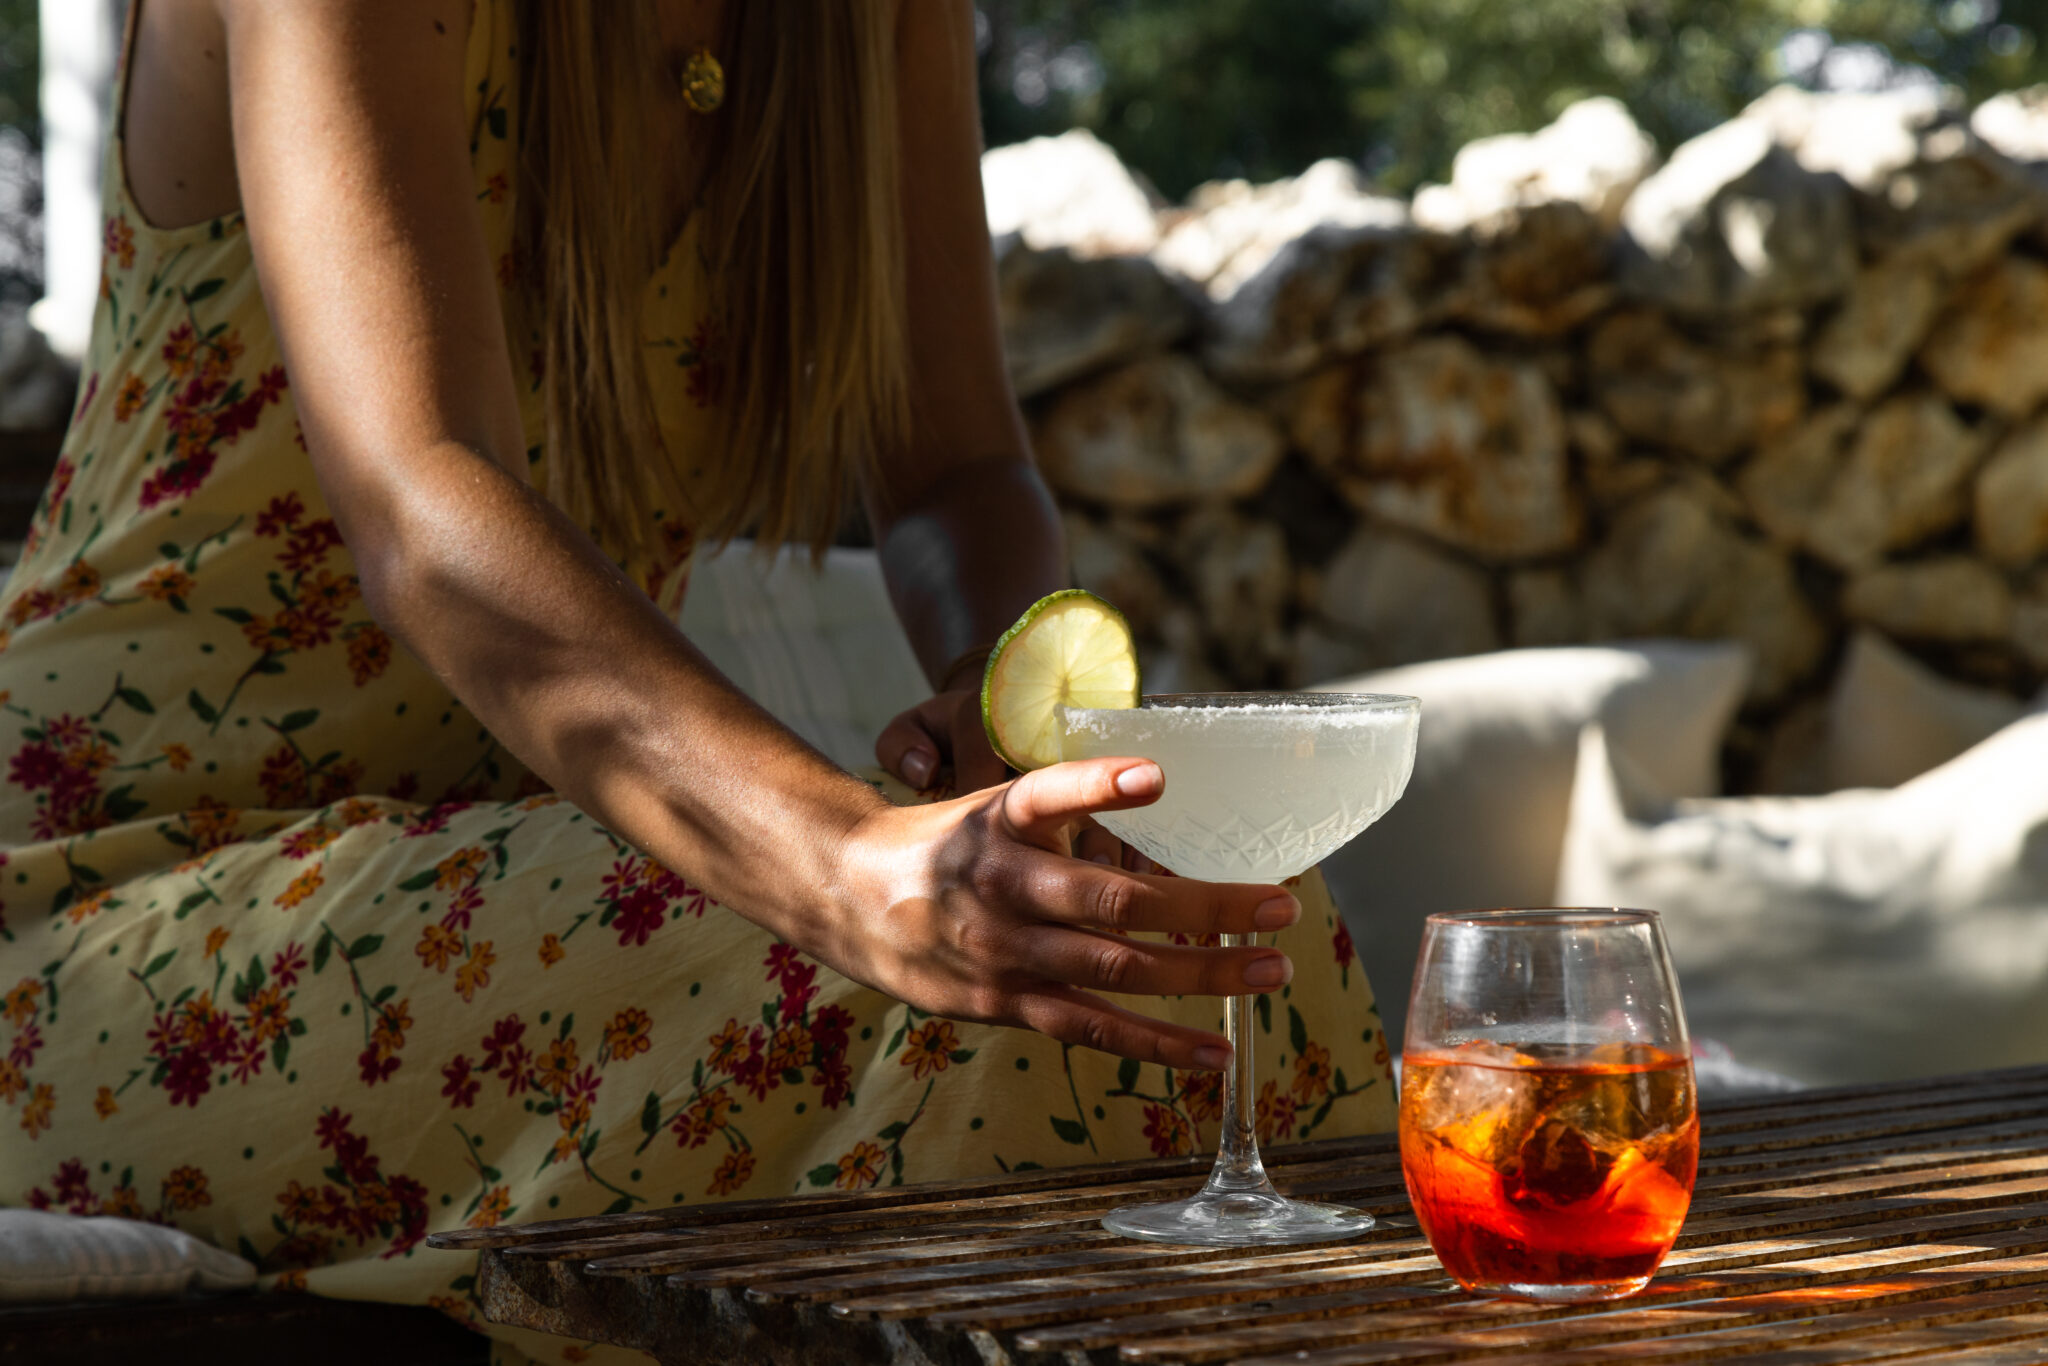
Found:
[1060,692,1420,1245]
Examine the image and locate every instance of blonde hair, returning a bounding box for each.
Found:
[516,4,912,557]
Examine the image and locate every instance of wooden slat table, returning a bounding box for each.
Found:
[430,1063,2048,1365]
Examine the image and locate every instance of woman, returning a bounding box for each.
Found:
[0,2,1394,1359]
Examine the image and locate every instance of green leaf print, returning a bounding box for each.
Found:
[1256,993,1272,1035]
[1289,1004,1309,1057]
[184,278,225,303]
[173,891,209,921]
[558,1013,574,1041]
[115,686,154,714]
[346,934,384,959]
[486,106,508,139]
[877,1120,909,1142]
[949,1050,976,1065]
[397,870,439,892]
[277,709,319,732]
[1117,1057,1141,1093]
[312,936,332,973]
[141,950,178,980]
[273,1036,291,1072]
[600,1197,633,1216]
[187,690,220,724]
[760,1002,776,1030]
[1049,1116,1090,1146]
[1334,1068,1349,1094]
[639,1092,661,1137]
[804,1162,839,1189]
[212,607,253,625]
[159,542,182,559]
[103,786,146,822]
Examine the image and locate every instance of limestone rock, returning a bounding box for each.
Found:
[1288,337,1580,561]
[1312,528,1500,670]
[1802,394,1986,571]
[1568,409,1666,510]
[1413,96,1659,235]
[1737,402,1863,549]
[1619,116,1855,316]
[1844,557,2014,642]
[1034,355,1285,509]
[1811,258,1942,400]
[1745,84,2039,273]
[1752,697,1830,796]
[994,238,1197,399]
[1587,311,1806,464]
[1441,200,1618,338]
[1203,223,1455,383]
[1154,159,1408,302]
[1290,622,1376,689]
[2014,571,2048,671]
[981,129,1159,257]
[1172,509,1293,670]
[1974,417,2048,569]
[1578,483,1826,700]
[1920,257,2048,419]
[1506,568,1585,648]
[1062,514,1170,638]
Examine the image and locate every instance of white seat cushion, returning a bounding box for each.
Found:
[0,1210,256,1301]
[678,542,931,773]
[1311,641,1753,1045]
[1825,631,2027,790]
[1557,715,2048,1086]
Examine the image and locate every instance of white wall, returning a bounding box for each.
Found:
[31,0,126,361]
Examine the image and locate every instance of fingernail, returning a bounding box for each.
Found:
[1192,1045,1232,1071]
[1243,955,1292,989]
[1254,894,1299,930]
[905,751,934,786]
[1114,763,1161,797]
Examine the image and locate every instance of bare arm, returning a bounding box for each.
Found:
[868,1,1068,795]
[219,0,1294,1071]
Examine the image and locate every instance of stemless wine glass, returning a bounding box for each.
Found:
[1060,692,1420,1246]
[1400,910,1699,1301]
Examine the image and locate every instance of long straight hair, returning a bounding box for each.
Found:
[516,4,912,557]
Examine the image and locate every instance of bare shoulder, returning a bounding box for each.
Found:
[124,0,237,228]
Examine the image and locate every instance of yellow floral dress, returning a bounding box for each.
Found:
[0,6,1394,1363]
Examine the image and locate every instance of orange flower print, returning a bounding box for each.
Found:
[278,605,337,651]
[139,565,195,601]
[0,1060,22,1104]
[707,1148,755,1196]
[468,1185,513,1228]
[281,824,338,859]
[347,625,393,686]
[103,214,135,270]
[1291,1041,1333,1104]
[706,1018,748,1074]
[834,1140,886,1191]
[676,1089,733,1147]
[187,796,241,851]
[64,889,112,925]
[435,846,486,890]
[20,1082,53,1138]
[371,999,412,1057]
[103,1186,143,1218]
[605,1007,652,1060]
[901,1019,960,1081]
[113,374,148,421]
[57,560,102,604]
[336,797,385,828]
[535,1037,579,1095]
[274,865,324,909]
[161,322,198,378]
[481,171,509,205]
[767,1021,810,1074]
[415,923,461,973]
[161,742,194,771]
[242,614,297,653]
[454,941,496,1002]
[1142,1103,1194,1156]
[243,984,290,1044]
[425,1292,469,1321]
[203,925,231,959]
[304,569,360,613]
[1255,1079,1298,1147]
[4,978,41,1027]
[1180,1069,1224,1126]
[162,1165,211,1211]
[537,933,565,968]
[272,1271,310,1294]
[93,1086,118,1119]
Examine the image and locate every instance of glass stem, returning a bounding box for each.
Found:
[1205,932,1277,1198]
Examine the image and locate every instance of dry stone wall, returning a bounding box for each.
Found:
[985,89,2048,784]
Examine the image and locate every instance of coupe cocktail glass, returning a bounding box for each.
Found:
[1060,692,1420,1246]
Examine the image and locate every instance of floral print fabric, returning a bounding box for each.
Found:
[0,7,1395,1364]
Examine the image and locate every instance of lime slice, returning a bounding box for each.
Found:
[981,590,1141,771]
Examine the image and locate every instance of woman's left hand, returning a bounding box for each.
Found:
[877,689,1008,795]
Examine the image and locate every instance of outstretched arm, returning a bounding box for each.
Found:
[220,0,1294,1071]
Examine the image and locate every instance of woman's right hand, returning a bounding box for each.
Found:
[820,756,1301,1072]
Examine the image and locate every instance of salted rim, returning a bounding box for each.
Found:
[1063,691,1420,718]
[1425,908,1662,929]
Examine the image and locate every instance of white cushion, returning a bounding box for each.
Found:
[0,1210,256,1301]
[678,542,932,773]
[1556,716,2048,1086]
[1311,641,1752,1043]
[1826,630,2026,790]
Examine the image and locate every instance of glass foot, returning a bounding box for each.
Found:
[1464,1276,1653,1303]
[1101,1189,1375,1246]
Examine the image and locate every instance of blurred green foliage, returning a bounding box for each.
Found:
[978,0,2048,200]
[0,0,34,139]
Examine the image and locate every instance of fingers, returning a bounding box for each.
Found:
[949,693,1009,794]
[999,757,1163,846]
[1007,848,1299,938]
[875,696,955,789]
[1011,985,1234,1072]
[1017,924,1293,999]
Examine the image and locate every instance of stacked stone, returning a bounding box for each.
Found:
[986,92,2048,750]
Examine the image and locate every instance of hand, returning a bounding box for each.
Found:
[876,688,1009,794]
[821,756,1300,1071]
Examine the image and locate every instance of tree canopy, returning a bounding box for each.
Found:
[977,0,2048,200]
